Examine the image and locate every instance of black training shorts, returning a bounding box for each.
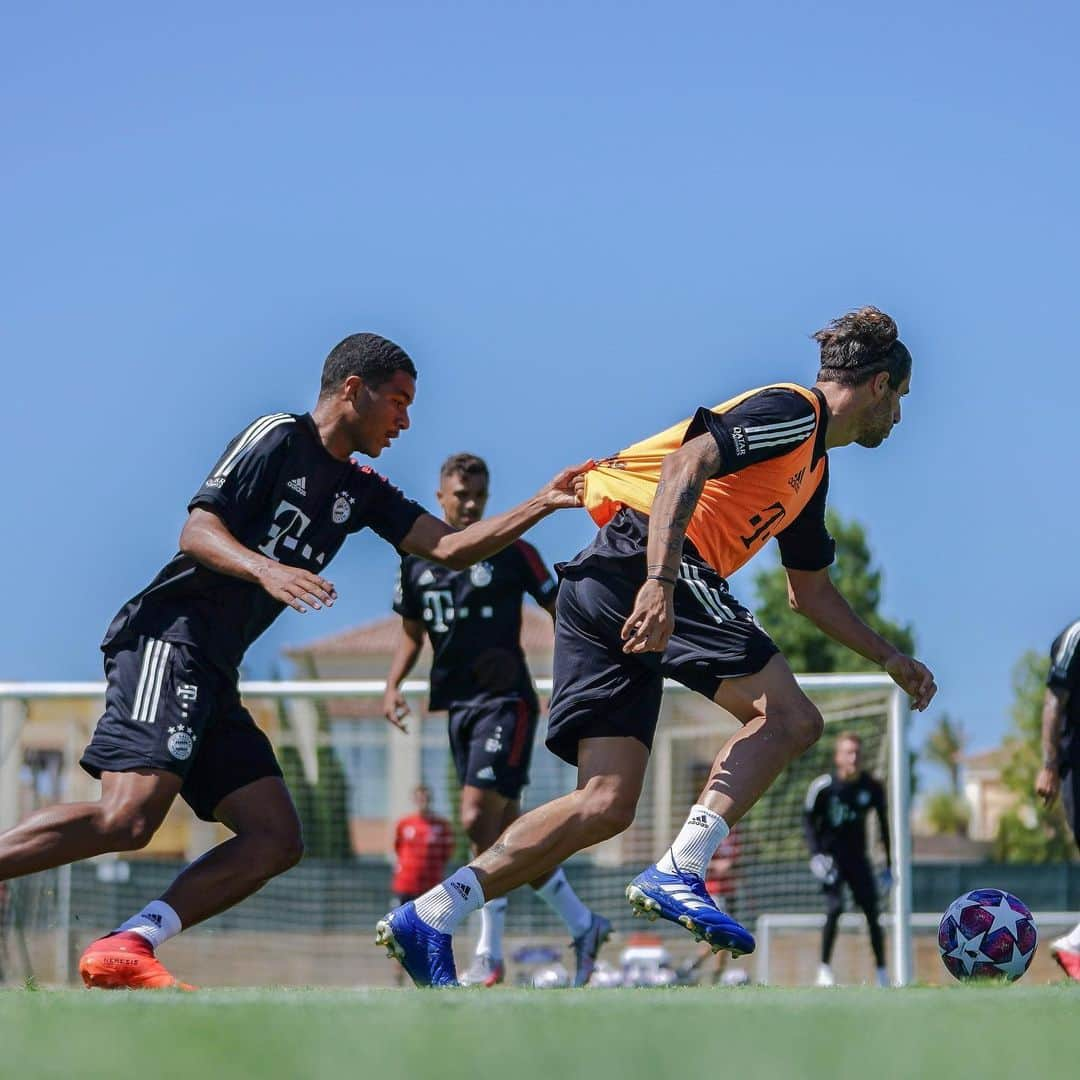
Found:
[80,636,283,821]
[545,556,778,766]
[449,693,539,800]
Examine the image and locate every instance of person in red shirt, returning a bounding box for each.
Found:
[392,785,454,905]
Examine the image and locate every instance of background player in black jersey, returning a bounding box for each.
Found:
[1035,617,1080,979]
[382,452,610,987]
[804,731,891,987]
[0,332,585,990]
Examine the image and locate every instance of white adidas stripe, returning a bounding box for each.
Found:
[213,414,293,479]
[130,641,158,724]
[746,429,815,450]
[746,418,814,443]
[743,413,815,435]
[132,639,172,723]
[805,773,832,811]
[681,562,734,625]
[1053,621,1080,679]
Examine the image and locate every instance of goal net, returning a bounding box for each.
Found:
[0,676,910,988]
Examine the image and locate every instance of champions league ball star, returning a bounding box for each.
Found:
[938,889,1038,982]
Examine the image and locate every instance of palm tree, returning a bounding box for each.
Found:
[924,713,965,796]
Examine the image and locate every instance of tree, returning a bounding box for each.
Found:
[752,510,914,672]
[992,651,1075,863]
[924,713,965,796]
[923,790,970,837]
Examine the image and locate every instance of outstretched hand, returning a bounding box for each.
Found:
[539,461,594,510]
[883,652,937,711]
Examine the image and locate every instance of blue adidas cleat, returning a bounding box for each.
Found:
[626,865,756,957]
[571,913,613,987]
[376,902,459,987]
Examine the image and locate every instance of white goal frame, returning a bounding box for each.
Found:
[0,674,912,986]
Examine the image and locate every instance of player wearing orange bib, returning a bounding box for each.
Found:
[378,308,937,986]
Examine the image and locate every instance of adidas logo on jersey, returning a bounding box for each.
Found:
[788,468,805,493]
[418,569,436,586]
[287,477,307,496]
[689,813,710,828]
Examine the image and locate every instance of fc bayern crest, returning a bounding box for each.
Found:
[332,491,354,525]
[470,562,493,587]
[167,725,196,761]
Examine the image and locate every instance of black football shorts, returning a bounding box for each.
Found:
[545,556,778,766]
[80,636,283,821]
[448,694,539,800]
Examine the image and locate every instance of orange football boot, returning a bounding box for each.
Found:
[1050,938,1080,981]
[79,931,196,991]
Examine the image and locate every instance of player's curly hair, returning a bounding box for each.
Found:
[320,333,417,395]
[814,307,911,389]
[440,452,489,482]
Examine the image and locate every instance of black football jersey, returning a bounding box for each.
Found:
[1048,619,1080,768]
[803,770,890,865]
[103,412,427,674]
[394,540,557,710]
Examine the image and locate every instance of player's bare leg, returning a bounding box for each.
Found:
[376,738,644,986]
[700,654,823,822]
[458,785,608,987]
[80,776,302,990]
[0,770,181,881]
[157,777,303,926]
[628,655,821,953]
[468,737,649,897]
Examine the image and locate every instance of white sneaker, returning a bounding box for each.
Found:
[815,963,835,987]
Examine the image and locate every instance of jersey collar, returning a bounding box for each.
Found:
[810,387,829,467]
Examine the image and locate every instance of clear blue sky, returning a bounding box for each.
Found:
[3,1,1077,760]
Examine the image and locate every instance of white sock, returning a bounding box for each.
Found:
[414,867,485,934]
[656,805,730,878]
[534,867,593,938]
[876,966,889,987]
[476,897,508,959]
[1062,921,1080,949]
[114,900,182,949]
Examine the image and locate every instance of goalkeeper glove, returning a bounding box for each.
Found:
[809,853,837,886]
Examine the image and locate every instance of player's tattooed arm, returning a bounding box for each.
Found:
[1036,687,1067,805]
[621,434,722,655]
[179,508,337,613]
[785,567,937,711]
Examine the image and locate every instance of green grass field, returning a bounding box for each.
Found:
[4,986,1080,1080]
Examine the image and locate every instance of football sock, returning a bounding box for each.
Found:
[876,967,889,987]
[656,805,730,879]
[114,900,182,949]
[476,898,508,959]
[534,867,593,938]
[414,867,485,934]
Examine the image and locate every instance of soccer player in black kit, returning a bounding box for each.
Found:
[1035,617,1080,979]
[0,333,585,990]
[804,731,892,987]
[383,453,610,987]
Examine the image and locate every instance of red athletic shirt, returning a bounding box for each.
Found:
[392,813,455,896]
